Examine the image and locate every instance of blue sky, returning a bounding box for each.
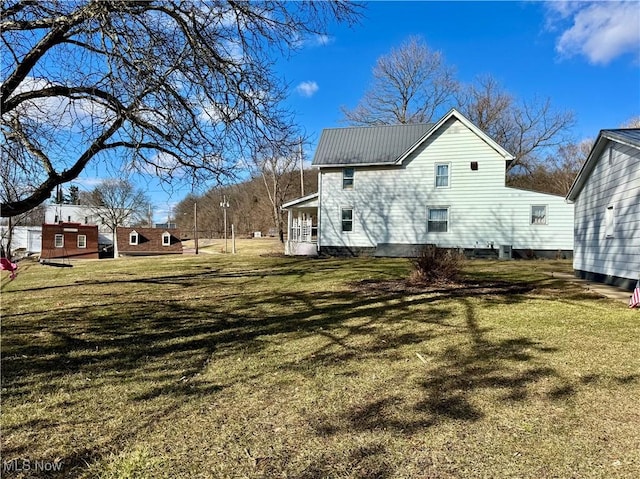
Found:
[75,1,640,223]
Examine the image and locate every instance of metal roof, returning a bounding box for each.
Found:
[602,128,640,148]
[311,123,434,166]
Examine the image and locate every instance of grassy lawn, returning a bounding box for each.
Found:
[1,240,639,478]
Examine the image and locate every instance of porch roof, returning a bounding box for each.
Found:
[281,193,319,210]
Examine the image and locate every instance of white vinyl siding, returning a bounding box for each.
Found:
[573,140,639,281]
[319,116,574,251]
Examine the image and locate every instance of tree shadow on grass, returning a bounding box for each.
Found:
[0,258,626,478]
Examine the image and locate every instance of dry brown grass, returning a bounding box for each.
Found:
[1,253,639,478]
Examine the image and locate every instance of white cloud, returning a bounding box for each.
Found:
[311,34,334,47]
[547,1,640,65]
[295,81,319,98]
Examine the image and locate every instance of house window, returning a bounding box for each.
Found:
[77,235,87,249]
[341,208,353,232]
[470,161,478,171]
[162,232,171,246]
[343,168,354,190]
[427,207,449,232]
[54,234,64,248]
[605,205,615,238]
[67,216,71,222]
[531,205,547,225]
[435,163,450,188]
[129,231,138,245]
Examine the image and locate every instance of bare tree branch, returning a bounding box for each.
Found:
[1,0,361,217]
[342,36,458,125]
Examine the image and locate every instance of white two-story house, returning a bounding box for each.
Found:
[283,109,574,258]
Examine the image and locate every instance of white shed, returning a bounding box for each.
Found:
[566,129,640,290]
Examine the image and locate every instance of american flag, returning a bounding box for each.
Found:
[630,280,640,309]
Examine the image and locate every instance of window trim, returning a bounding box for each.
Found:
[162,232,171,246]
[530,205,548,225]
[129,231,139,245]
[427,206,449,233]
[341,207,354,233]
[54,234,64,248]
[434,162,451,188]
[77,234,87,249]
[342,168,354,190]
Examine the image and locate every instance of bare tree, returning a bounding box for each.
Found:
[341,36,458,125]
[0,141,44,257]
[458,75,575,173]
[621,116,640,128]
[509,139,592,195]
[85,179,149,257]
[1,1,361,217]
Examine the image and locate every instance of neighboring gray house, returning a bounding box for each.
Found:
[284,109,574,257]
[566,129,640,290]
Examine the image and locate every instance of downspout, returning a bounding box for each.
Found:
[316,169,322,253]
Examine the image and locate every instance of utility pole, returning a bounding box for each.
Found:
[220,195,229,253]
[299,138,305,197]
[194,202,198,255]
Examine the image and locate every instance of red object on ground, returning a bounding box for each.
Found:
[0,257,17,280]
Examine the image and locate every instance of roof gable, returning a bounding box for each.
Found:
[311,109,513,168]
[396,109,514,164]
[566,128,640,201]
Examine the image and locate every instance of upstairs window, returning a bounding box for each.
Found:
[129,231,139,245]
[77,235,87,248]
[341,208,353,232]
[531,205,547,225]
[342,168,354,190]
[162,232,171,246]
[435,163,450,188]
[427,207,449,232]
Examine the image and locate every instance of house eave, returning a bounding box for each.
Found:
[281,192,319,210]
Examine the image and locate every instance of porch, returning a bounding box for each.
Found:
[282,193,319,256]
